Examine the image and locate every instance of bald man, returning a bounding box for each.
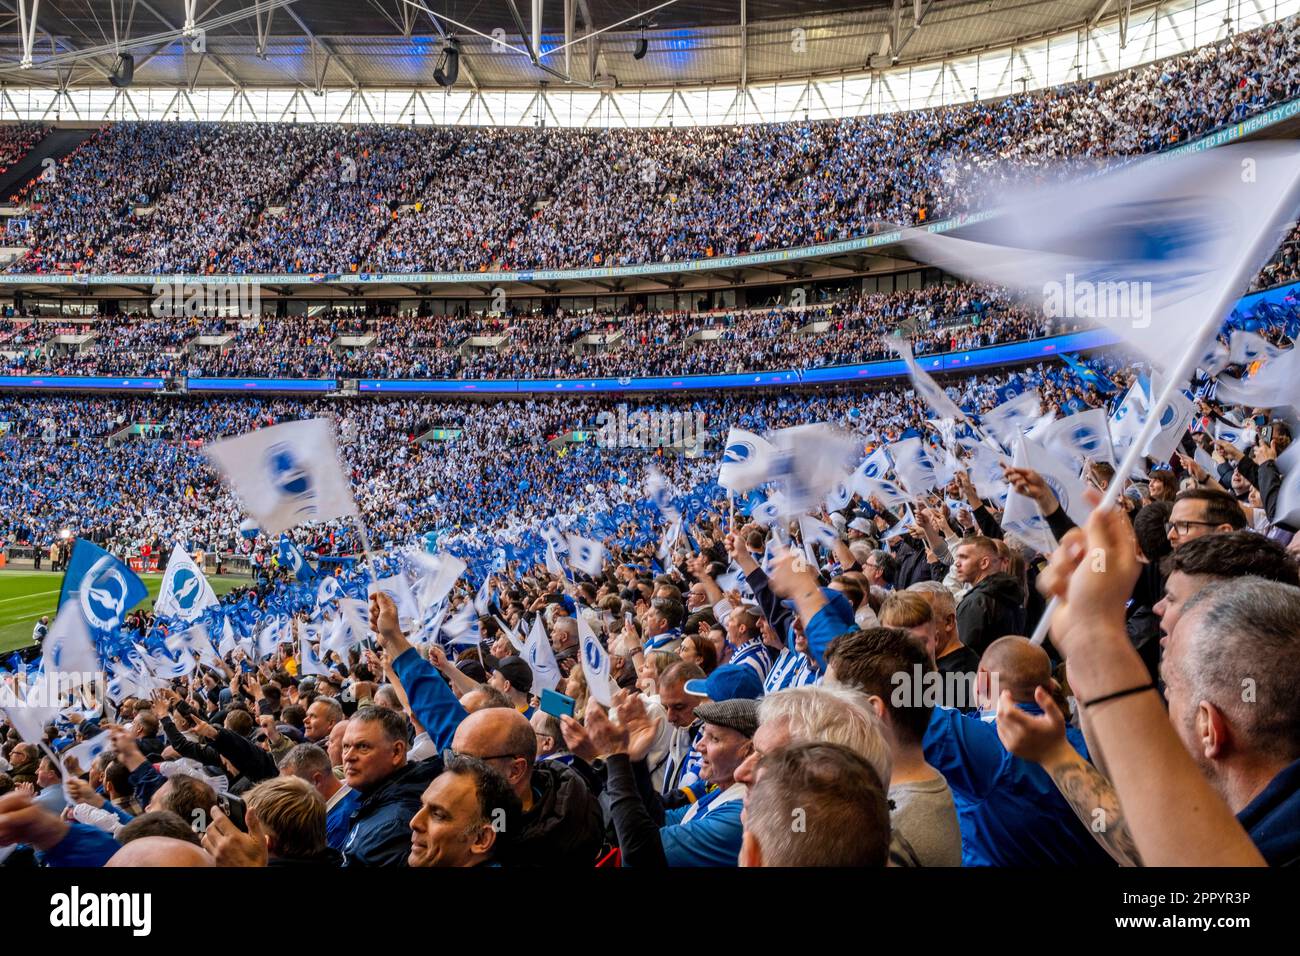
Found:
[450,707,604,866]
[920,636,1115,867]
[106,836,215,867]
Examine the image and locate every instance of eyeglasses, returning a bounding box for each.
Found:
[1164,519,1221,535]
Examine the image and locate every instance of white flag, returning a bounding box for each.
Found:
[965,441,1011,503]
[155,546,219,621]
[256,617,287,659]
[646,467,682,524]
[980,390,1043,450]
[1214,343,1300,409]
[1214,420,1256,452]
[473,576,492,617]
[1193,444,1218,477]
[825,474,854,512]
[798,516,840,554]
[544,541,566,578]
[881,505,915,542]
[767,424,863,515]
[217,619,236,659]
[408,551,467,612]
[576,615,612,708]
[1109,382,1149,456]
[150,649,197,680]
[887,338,966,422]
[61,731,112,774]
[887,437,939,495]
[718,428,778,492]
[1004,436,1093,531]
[441,602,482,646]
[1228,330,1284,366]
[1143,386,1196,464]
[539,524,569,556]
[164,623,213,661]
[1039,407,1116,467]
[522,616,562,695]
[905,143,1300,375]
[370,575,419,630]
[1271,441,1300,526]
[0,695,59,746]
[204,418,358,536]
[299,625,330,677]
[322,600,368,658]
[41,602,100,679]
[566,535,605,577]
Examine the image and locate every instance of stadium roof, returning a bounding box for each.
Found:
[0,0,1164,92]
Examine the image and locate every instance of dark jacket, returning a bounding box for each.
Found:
[160,716,222,767]
[956,572,1026,656]
[269,846,344,867]
[211,727,279,785]
[1238,755,1300,866]
[501,760,605,867]
[7,755,39,786]
[342,756,443,868]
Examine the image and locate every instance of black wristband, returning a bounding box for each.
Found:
[1081,682,1157,709]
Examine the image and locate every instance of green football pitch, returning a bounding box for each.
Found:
[0,570,249,655]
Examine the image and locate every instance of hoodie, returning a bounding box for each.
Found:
[955,572,1026,656]
[501,760,605,867]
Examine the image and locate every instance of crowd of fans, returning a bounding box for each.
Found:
[1,318,1298,870]
[1,14,1300,878]
[0,284,1095,379]
[5,14,1299,275]
[0,123,45,179]
[0,338,1142,563]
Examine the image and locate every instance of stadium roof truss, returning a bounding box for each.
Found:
[0,0,1288,125]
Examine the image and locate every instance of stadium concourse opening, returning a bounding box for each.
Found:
[0,0,1298,921]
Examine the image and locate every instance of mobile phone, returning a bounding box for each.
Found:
[539,688,576,719]
[174,699,195,719]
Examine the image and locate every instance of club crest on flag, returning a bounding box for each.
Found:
[265,442,316,516]
[724,439,754,464]
[79,557,131,632]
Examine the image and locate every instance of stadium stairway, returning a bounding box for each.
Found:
[0,127,98,202]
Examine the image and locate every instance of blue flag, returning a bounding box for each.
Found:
[59,539,148,638]
[277,536,318,583]
[1060,353,1118,394]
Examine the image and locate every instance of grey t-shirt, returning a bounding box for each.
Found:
[890,774,963,867]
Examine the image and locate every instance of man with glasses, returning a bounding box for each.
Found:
[862,550,895,590]
[1165,487,1247,548]
[449,705,604,866]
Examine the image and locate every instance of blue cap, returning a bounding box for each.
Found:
[683,663,765,702]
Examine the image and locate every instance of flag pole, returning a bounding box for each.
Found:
[1029,318,1237,646]
[352,510,381,580]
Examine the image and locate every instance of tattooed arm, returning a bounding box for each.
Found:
[995,687,1142,866]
